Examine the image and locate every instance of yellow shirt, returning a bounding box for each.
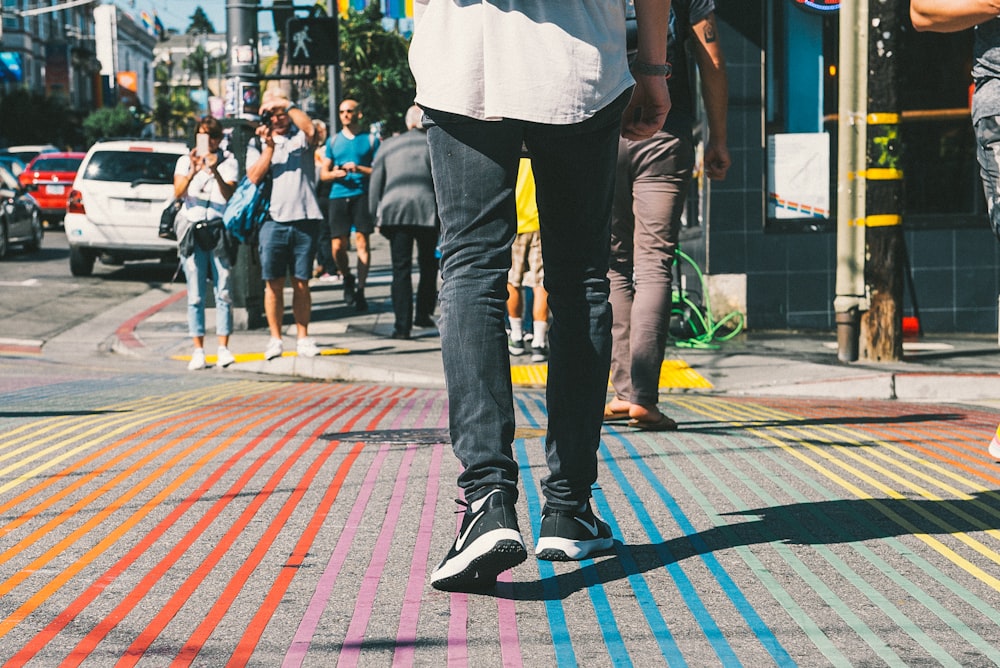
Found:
[515,158,539,235]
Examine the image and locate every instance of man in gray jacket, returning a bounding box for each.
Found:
[368,105,440,339]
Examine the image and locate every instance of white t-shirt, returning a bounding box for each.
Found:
[174,150,238,240]
[246,127,323,223]
[408,0,634,125]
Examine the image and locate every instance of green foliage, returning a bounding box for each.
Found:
[153,89,199,138]
[186,6,216,34]
[336,5,415,135]
[81,105,145,144]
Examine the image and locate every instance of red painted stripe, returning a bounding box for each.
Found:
[125,386,395,666]
[46,388,339,664]
[115,290,187,349]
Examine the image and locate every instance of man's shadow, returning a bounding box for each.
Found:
[499,491,1000,601]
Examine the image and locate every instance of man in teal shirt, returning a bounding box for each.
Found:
[320,99,380,312]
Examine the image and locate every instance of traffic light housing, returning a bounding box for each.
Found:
[285,17,339,66]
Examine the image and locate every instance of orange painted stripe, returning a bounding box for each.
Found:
[3,385,333,657]
[51,389,352,663]
[224,391,414,665]
[0,391,287,582]
[0,391,275,557]
[178,397,403,665]
[119,389,405,664]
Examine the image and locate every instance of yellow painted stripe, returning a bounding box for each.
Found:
[0,383,268,493]
[672,397,1000,592]
[171,349,351,365]
[861,168,904,181]
[511,358,713,389]
[867,112,900,124]
[866,215,903,227]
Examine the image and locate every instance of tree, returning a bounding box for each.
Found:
[186,6,216,35]
[81,105,146,144]
[331,5,415,135]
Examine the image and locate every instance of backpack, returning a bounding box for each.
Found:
[223,173,272,244]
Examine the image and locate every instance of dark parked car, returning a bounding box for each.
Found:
[0,164,42,259]
[19,151,85,225]
[0,155,26,178]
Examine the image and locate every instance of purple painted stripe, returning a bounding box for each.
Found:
[337,444,419,666]
[282,443,391,667]
[496,570,523,667]
[393,441,444,666]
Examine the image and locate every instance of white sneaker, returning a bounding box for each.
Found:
[265,338,283,360]
[217,346,236,368]
[297,337,320,357]
[187,348,206,371]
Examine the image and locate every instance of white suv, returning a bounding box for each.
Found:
[64,138,188,276]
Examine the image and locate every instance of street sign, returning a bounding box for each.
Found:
[286,17,339,66]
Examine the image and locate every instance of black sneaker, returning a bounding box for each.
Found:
[354,291,368,313]
[507,335,525,356]
[534,500,613,561]
[343,273,356,305]
[530,344,548,363]
[431,489,527,592]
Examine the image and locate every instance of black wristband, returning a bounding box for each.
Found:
[632,61,673,78]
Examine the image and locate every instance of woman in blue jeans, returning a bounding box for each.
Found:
[173,116,238,371]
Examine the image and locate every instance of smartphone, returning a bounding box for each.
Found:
[196,133,209,157]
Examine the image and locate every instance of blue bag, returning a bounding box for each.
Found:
[223,174,271,244]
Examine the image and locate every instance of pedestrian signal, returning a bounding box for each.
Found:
[286,17,339,66]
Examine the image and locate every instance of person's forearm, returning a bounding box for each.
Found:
[633,0,670,68]
[246,149,273,185]
[701,69,728,147]
[911,0,1000,32]
[289,107,317,145]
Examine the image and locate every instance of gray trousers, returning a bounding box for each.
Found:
[608,130,694,407]
[975,115,1000,241]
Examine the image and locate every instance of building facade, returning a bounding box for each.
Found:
[688,1,1000,335]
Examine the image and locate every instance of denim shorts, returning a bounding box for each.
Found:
[258,218,320,281]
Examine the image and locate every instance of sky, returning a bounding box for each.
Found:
[114,0,275,36]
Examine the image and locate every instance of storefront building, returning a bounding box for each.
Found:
[691,1,999,333]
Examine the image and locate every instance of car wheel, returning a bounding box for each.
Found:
[0,220,8,260]
[25,211,43,253]
[69,246,95,276]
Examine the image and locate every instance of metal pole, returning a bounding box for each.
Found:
[225,0,265,330]
[327,0,338,134]
[834,0,868,363]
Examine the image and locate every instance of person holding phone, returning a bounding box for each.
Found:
[173,116,239,371]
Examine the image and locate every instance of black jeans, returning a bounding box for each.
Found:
[382,226,439,333]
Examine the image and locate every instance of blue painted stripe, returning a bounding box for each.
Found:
[598,435,740,666]
[513,434,576,667]
[608,429,794,665]
[515,396,626,667]
[590,486,687,667]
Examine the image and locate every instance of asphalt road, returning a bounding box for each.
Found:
[0,227,177,345]
[1,232,999,665]
[1,361,999,665]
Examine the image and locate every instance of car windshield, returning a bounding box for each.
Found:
[31,158,82,172]
[83,150,179,185]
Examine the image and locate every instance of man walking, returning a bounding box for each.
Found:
[320,99,380,313]
[409,0,672,592]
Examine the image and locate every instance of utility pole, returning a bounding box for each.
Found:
[225,0,266,330]
[859,0,905,361]
[835,0,905,363]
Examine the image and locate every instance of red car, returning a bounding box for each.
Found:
[19,151,85,226]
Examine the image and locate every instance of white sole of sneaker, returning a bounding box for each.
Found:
[989,435,1000,460]
[430,528,526,590]
[535,535,613,561]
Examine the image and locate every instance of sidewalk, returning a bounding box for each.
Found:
[112,252,1000,405]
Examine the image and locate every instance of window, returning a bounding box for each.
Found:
[765,0,982,230]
